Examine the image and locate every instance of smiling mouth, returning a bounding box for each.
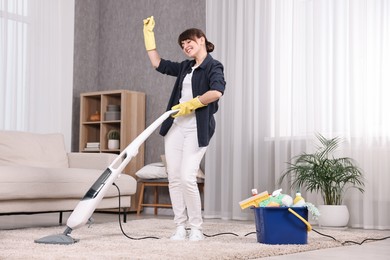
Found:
[185,47,193,54]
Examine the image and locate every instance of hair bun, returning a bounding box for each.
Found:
[206,41,214,53]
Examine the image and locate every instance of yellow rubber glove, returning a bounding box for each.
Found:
[143,16,156,51]
[171,97,206,118]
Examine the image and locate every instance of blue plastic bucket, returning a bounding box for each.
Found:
[253,207,308,244]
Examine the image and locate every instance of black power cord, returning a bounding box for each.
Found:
[113,183,390,243]
[312,228,390,245]
[113,183,160,240]
[113,183,238,240]
[204,232,239,238]
[189,228,239,238]
[243,228,390,246]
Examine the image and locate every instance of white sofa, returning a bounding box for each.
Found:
[0,131,137,223]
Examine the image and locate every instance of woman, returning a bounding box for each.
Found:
[143,16,225,241]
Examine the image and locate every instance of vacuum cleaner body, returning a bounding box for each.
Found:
[67,109,177,230]
[35,110,177,244]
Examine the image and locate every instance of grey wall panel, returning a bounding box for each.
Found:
[72,0,100,152]
[73,0,206,164]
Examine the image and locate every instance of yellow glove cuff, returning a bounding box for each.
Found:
[189,97,206,108]
[171,97,206,118]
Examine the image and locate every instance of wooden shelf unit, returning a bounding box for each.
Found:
[79,90,146,211]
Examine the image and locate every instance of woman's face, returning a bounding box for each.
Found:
[181,36,205,58]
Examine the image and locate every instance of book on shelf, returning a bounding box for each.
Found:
[83,147,100,151]
[86,142,100,148]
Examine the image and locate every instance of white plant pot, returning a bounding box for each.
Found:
[108,139,119,150]
[317,205,349,228]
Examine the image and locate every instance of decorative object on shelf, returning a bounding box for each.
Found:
[107,129,120,150]
[89,111,101,121]
[105,105,121,121]
[278,133,365,228]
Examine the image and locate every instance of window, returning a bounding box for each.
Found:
[0,0,28,130]
[268,1,390,139]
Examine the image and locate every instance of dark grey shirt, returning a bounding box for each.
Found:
[156,53,226,147]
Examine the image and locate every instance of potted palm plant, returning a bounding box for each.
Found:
[107,129,120,150]
[278,133,365,227]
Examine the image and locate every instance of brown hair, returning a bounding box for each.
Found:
[178,28,214,53]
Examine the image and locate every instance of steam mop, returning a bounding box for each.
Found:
[35,110,178,244]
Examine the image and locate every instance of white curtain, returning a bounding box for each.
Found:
[0,0,74,151]
[205,0,390,229]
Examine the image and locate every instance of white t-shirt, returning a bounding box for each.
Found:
[174,65,198,128]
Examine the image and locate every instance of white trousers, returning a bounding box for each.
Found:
[164,122,207,229]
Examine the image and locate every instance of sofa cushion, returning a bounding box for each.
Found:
[0,131,68,168]
[135,162,205,179]
[0,166,136,200]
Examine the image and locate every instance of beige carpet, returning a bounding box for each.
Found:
[1,218,387,259]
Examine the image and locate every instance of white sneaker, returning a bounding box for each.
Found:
[170,226,187,241]
[189,228,204,241]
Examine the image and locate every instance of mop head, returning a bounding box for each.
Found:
[34,227,79,245]
[34,234,79,245]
